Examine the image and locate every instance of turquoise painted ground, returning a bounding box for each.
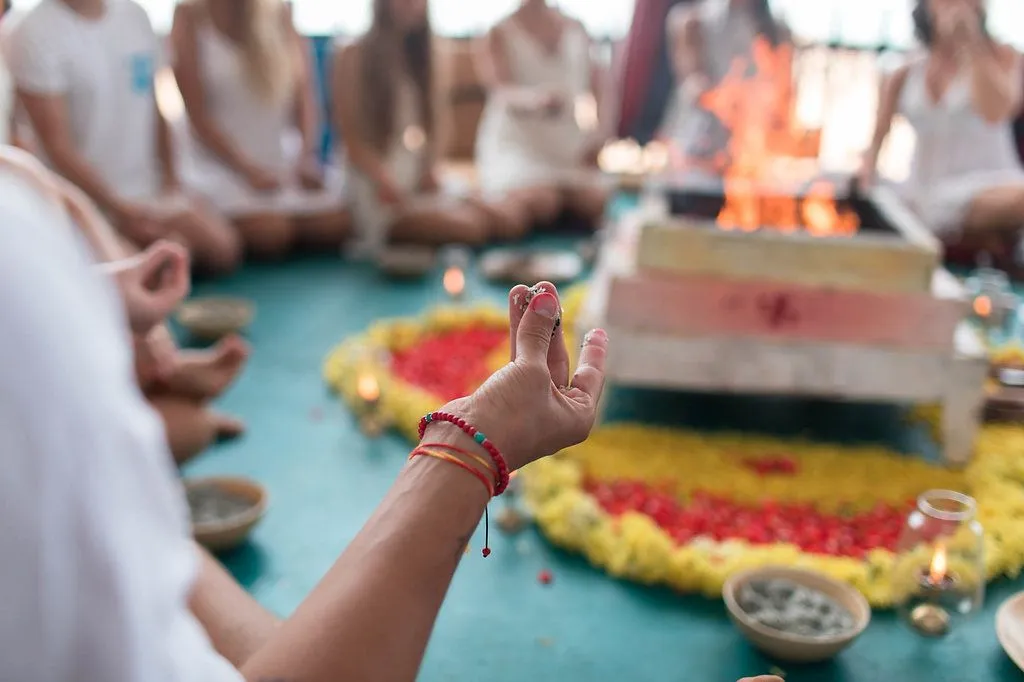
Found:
[181,244,1024,682]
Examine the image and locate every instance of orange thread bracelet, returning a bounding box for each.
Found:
[410,447,495,498]
[410,447,494,557]
[419,441,497,483]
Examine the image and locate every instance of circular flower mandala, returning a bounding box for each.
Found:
[323,286,1024,606]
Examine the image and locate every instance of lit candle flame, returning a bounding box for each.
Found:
[443,266,465,298]
[357,372,380,404]
[929,544,948,585]
[973,295,992,318]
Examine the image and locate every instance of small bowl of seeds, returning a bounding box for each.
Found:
[723,567,870,663]
[176,297,254,341]
[185,476,267,551]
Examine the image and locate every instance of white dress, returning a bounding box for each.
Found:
[181,19,345,218]
[344,74,438,256]
[474,17,594,196]
[897,57,1024,237]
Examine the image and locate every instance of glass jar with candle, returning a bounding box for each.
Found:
[893,490,985,637]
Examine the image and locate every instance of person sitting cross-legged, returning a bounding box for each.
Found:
[6,0,242,274]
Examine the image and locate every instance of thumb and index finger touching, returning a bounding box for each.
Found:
[136,241,191,309]
[507,282,607,402]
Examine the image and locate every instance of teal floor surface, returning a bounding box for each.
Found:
[182,251,1024,682]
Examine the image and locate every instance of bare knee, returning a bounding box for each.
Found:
[149,396,217,466]
[564,185,610,225]
[391,207,488,247]
[236,214,295,260]
[439,207,489,247]
[470,197,530,242]
[294,209,351,249]
[170,204,243,274]
[519,187,562,225]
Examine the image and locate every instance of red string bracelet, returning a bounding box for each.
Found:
[418,411,510,495]
[409,447,494,557]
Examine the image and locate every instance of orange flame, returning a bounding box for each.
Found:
[929,544,948,585]
[698,38,858,236]
[443,266,465,298]
[973,295,992,318]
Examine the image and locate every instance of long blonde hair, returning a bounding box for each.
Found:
[210,0,297,103]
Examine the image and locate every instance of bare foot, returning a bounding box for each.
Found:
[213,412,246,441]
[164,335,250,400]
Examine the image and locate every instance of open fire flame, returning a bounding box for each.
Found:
[929,543,948,585]
[697,38,859,236]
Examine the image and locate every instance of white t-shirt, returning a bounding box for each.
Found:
[0,154,242,682]
[5,0,163,199]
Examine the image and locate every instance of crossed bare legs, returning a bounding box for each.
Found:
[138,330,250,465]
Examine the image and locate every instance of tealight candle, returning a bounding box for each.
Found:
[356,372,385,437]
[896,491,984,638]
[440,246,470,302]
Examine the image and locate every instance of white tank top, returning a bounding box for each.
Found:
[898,56,1023,192]
[187,17,293,173]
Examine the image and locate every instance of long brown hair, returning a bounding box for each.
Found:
[360,0,436,152]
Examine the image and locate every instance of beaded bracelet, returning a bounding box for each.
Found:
[409,446,494,557]
[418,411,511,495]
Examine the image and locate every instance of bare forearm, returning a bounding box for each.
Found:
[156,113,177,186]
[47,146,121,215]
[966,47,1019,122]
[295,81,320,160]
[189,115,253,176]
[241,437,488,682]
[189,544,281,669]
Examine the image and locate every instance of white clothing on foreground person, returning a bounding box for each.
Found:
[0,150,243,682]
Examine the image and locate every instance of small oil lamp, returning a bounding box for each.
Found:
[896,490,984,637]
[965,266,1016,338]
[440,246,470,302]
[909,545,953,637]
[355,371,385,437]
[442,265,465,301]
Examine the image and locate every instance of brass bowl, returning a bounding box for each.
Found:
[176,297,254,341]
[186,476,267,552]
[723,566,870,663]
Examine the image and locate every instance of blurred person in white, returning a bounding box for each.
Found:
[473,0,612,231]
[664,0,792,163]
[334,0,527,257]
[5,0,242,274]
[859,0,1023,249]
[171,0,351,260]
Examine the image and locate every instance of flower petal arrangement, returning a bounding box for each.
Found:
[323,286,1024,606]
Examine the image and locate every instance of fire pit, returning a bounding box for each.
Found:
[581,183,988,466]
[580,37,988,466]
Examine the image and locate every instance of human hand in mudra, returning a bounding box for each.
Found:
[434,283,608,471]
[109,240,191,335]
